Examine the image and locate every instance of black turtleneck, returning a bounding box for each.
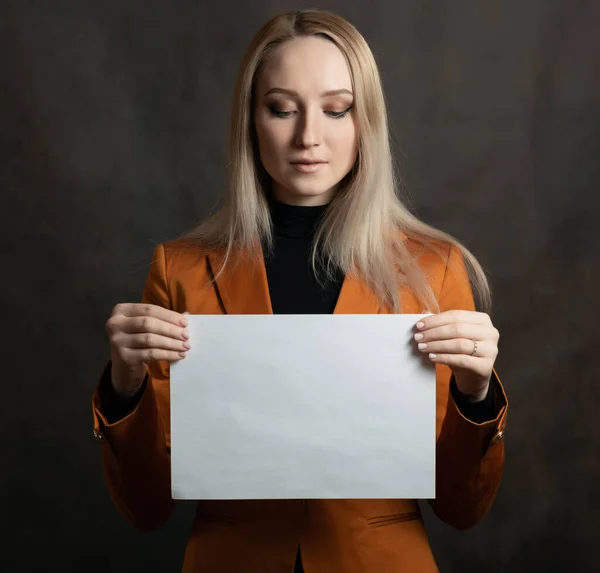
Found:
[264,197,344,314]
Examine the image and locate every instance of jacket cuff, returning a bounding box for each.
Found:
[443,369,508,457]
[450,373,496,424]
[95,361,148,424]
[91,361,158,459]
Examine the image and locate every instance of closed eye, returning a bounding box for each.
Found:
[268,105,353,119]
[326,106,353,118]
[268,108,294,118]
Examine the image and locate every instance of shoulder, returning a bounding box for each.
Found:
[401,234,471,307]
[162,237,214,258]
[402,234,455,274]
[151,238,218,278]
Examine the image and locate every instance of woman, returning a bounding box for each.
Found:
[92,9,507,573]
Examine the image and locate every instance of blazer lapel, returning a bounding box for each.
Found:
[333,272,382,314]
[207,244,273,314]
[334,231,408,315]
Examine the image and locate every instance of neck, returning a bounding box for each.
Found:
[267,195,329,240]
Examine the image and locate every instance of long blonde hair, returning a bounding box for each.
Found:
[180,9,491,313]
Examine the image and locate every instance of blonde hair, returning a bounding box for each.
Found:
[180,9,491,313]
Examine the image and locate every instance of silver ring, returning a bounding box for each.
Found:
[471,340,478,356]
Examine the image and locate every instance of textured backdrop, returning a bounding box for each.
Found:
[2,0,599,571]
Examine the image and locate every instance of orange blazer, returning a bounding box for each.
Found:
[92,236,508,573]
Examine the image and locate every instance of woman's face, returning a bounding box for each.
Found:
[253,36,359,206]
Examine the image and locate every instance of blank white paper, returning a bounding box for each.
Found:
[170,314,436,500]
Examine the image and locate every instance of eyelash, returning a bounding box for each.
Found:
[268,106,353,119]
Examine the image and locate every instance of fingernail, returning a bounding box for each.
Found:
[414,333,424,341]
[429,353,437,360]
[180,317,188,327]
[418,343,427,350]
[416,322,425,329]
[179,352,187,358]
[183,341,191,349]
[182,329,190,339]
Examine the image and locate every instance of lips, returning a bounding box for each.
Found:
[290,160,326,165]
[290,161,326,173]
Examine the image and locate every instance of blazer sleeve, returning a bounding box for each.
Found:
[428,243,508,529]
[91,244,174,531]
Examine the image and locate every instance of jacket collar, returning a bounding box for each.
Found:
[206,242,383,315]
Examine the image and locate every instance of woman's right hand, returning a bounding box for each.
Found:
[105,303,191,397]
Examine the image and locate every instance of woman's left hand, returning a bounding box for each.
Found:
[414,310,499,402]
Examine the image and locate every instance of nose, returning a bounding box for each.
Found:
[295,108,322,148]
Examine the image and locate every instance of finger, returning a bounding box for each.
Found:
[121,314,189,341]
[416,310,491,331]
[427,352,490,375]
[114,302,188,327]
[414,323,490,344]
[417,338,497,358]
[121,347,189,364]
[122,332,192,352]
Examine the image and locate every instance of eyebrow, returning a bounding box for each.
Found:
[264,88,353,98]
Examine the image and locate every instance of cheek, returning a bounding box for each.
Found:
[332,124,359,163]
[256,120,288,162]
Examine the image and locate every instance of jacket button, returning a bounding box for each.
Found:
[490,429,504,446]
[93,429,104,441]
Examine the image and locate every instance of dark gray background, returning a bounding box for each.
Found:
[2,0,599,571]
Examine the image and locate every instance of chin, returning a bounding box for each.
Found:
[279,184,337,205]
